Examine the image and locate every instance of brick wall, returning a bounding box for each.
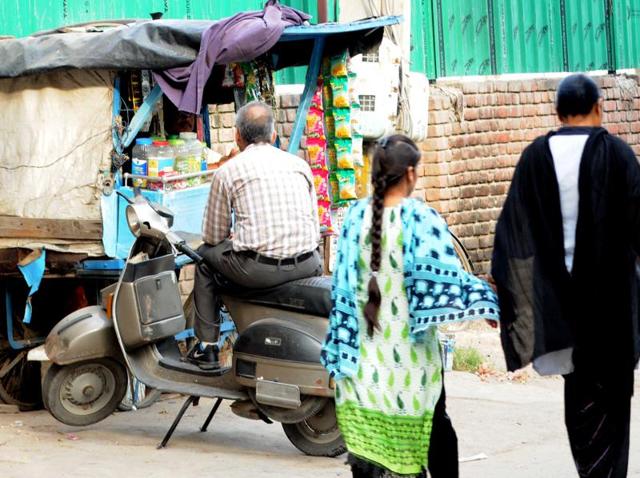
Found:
[187,73,640,292]
[418,74,640,273]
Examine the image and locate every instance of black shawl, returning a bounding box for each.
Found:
[492,127,640,379]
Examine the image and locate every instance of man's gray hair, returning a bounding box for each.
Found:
[235,101,275,144]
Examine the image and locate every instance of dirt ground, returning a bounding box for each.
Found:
[1,369,639,478]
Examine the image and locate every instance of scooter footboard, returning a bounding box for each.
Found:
[232,318,333,397]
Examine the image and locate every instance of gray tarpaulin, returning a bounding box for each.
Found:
[0,70,114,254]
[0,17,390,79]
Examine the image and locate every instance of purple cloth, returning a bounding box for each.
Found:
[153,0,310,113]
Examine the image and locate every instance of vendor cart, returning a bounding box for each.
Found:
[0,4,399,410]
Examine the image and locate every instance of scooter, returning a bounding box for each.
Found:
[32,189,344,457]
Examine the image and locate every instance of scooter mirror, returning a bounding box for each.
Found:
[125,205,142,236]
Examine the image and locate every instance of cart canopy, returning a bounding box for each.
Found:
[0,16,399,79]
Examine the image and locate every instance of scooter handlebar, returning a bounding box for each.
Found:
[174,242,204,265]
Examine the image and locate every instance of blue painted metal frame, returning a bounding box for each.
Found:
[287,37,325,154]
[113,83,164,154]
[4,289,44,350]
[278,16,401,41]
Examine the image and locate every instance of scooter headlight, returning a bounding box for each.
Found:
[126,205,141,237]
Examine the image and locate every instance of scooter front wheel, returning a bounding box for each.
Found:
[43,358,127,427]
[282,399,346,457]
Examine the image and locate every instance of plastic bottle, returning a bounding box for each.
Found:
[179,132,204,186]
[170,138,189,190]
[200,142,208,172]
[148,140,175,191]
[131,138,153,188]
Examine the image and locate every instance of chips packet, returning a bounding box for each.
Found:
[333,109,352,139]
[330,77,350,108]
[337,169,357,200]
[335,139,354,169]
[306,138,328,169]
[330,50,349,77]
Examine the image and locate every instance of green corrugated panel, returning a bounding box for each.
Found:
[565,0,608,71]
[275,0,339,84]
[0,0,64,37]
[493,0,564,74]
[613,0,640,69]
[410,0,437,78]
[434,0,492,76]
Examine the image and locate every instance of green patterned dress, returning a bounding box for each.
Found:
[335,205,443,476]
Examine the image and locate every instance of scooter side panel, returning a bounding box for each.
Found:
[45,306,123,365]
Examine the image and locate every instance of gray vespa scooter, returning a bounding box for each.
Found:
[38,190,344,456]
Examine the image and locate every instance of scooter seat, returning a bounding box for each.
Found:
[232,276,332,317]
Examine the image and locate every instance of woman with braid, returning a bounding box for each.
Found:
[321,135,499,477]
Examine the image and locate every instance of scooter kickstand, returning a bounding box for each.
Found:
[200,398,223,432]
[157,395,198,449]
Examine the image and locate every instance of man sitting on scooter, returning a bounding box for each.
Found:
[187,101,322,369]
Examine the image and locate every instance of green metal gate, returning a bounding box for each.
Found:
[410,0,640,78]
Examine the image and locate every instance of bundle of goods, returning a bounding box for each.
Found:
[305,82,333,235]
[131,133,207,191]
[323,50,369,208]
[222,61,276,108]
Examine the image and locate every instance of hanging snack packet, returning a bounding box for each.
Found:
[306,107,325,139]
[306,138,327,169]
[330,77,350,108]
[351,103,362,136]
[222,64,235,88]
[352,134,364,167]
[327,146,337,171]
[333,109,352,139]
[330,50,349,77]
[312,168,330,201]
[335,139,354,169]
[324,112,335,139]
[355,165,367,199]
[329,173,341,205]
[337,169,357,200]
[317,200,333,234]
[311,83,324,111]
[322,82,333,106]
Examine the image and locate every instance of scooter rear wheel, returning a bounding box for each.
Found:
[43,358,127,427]
[282,399,346,457]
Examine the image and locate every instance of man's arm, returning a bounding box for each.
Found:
[202,168,232,245]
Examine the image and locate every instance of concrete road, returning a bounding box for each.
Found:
[0,372,638,478]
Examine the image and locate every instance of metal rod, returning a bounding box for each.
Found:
[200,398,223,432]
[123,170,216,184]
[157,395,197,449]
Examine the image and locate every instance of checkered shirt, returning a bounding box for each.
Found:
[202,143,320,259]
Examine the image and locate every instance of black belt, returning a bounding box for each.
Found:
[242,250,315,266]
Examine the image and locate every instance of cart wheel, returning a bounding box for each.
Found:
[43,358,127,426]
[282,400,346,457]
[0,345,42,411]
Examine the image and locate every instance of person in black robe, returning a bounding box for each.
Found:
[492,74,640,477]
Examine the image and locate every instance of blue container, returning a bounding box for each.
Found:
[114,184,210,258]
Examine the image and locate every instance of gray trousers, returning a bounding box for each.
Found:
[193,240,323,343]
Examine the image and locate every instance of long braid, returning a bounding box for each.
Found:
[361,135,421,337]
[363,169,387,336]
